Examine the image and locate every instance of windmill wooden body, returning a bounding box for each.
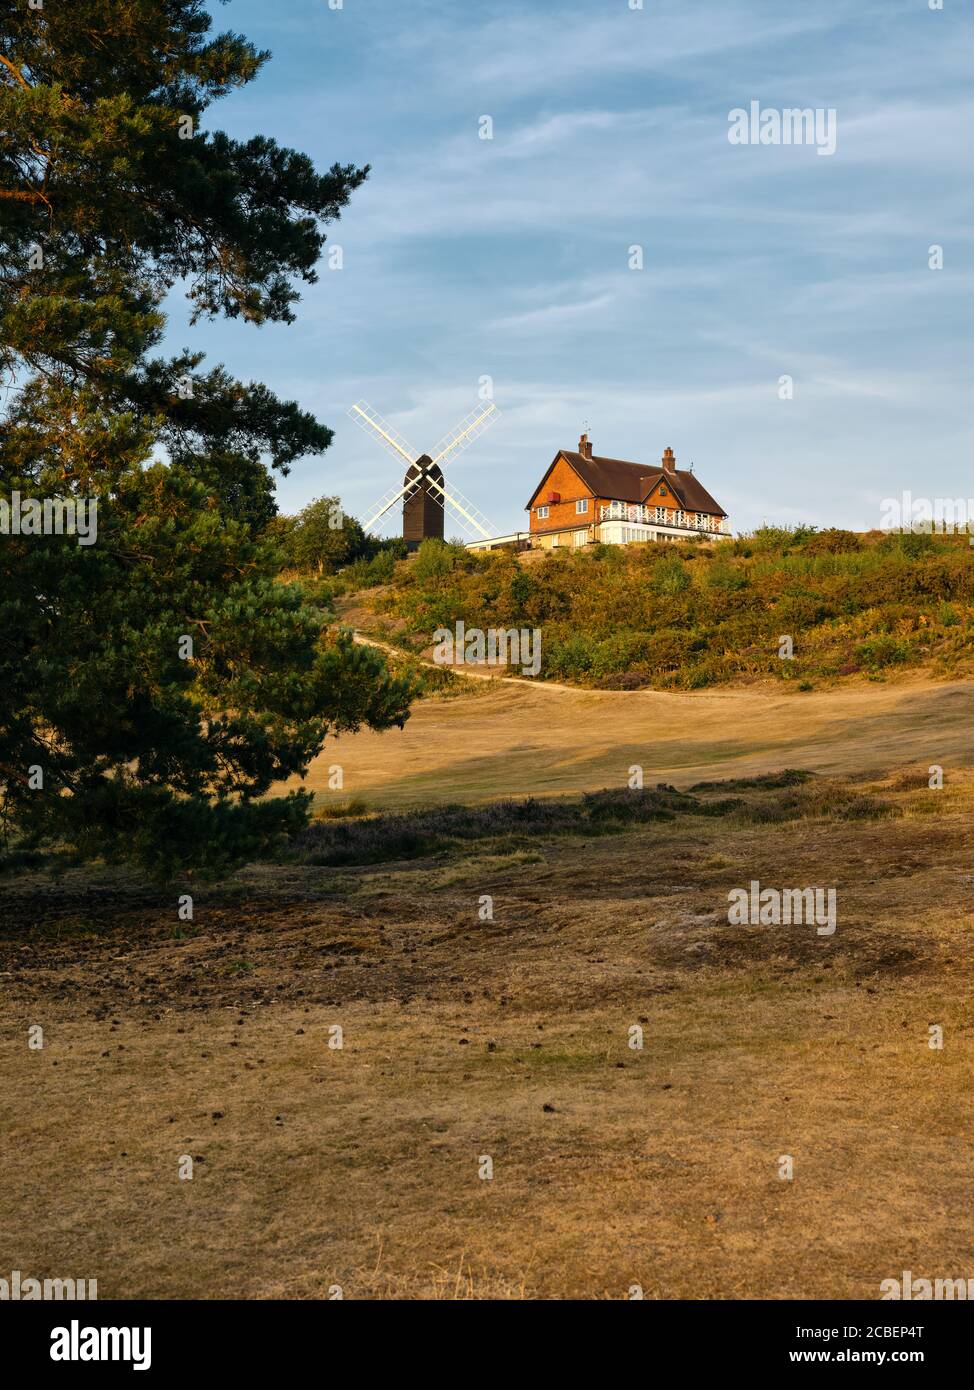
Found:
[402,455,445,543]
[349,400,499,547]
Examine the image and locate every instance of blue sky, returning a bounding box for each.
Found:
[173,0,974,536]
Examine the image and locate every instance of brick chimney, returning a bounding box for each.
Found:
[578,431,594,461]
[661,446,676,474]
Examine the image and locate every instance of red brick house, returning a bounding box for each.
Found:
[524,434,729,549]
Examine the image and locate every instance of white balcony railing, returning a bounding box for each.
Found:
[599,502,726,533]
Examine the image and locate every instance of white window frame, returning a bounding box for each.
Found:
[575,498,589,514]
[536,505,549,519]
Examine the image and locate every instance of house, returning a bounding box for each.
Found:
[523,435,729,549]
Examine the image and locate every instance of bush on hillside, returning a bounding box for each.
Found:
[362,528,974,690]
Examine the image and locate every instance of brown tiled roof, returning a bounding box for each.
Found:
[558,451,727,517]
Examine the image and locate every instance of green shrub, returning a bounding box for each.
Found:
[804,529,863,555]
[652,554,691,595]
[372,530,974,690]
[854,635,910,669]
[706,558,748,592]
[344,548,396,589]
[412,538,464,581]
[880,531,935,558]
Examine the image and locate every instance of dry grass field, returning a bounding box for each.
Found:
[294,665,974,812]
[2,677,974,1299]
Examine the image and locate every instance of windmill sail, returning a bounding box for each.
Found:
[425,475,494,539]
[429,402,499,471]
[350,400,425,532]
[348,400,418,467]
[351,397,500,541]
[361,479,418,533]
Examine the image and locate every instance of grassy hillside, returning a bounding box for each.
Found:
[365,528,974,689]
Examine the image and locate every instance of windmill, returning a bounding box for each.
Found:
[349,399,500,546]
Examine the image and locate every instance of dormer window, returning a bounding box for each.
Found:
[659,486,668,497]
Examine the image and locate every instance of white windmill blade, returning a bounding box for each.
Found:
[349,399,425,532]
[348,400,418,469]
[425,475,495,540]
[361,479,418,533]
[428,401,500,471]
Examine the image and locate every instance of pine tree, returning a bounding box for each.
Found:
[0,1,415,876]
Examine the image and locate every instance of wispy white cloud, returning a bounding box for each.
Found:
[488,291,616,334]
[201,0,974,537]
[384,2,849,101]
